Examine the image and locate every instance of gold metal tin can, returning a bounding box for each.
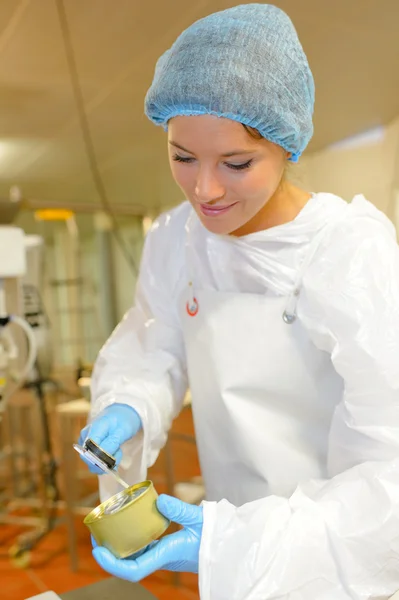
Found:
[84,480,170,558]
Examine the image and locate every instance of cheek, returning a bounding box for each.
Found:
[169,163,194,192]
[243,162,283,196]
[232,171,272,201]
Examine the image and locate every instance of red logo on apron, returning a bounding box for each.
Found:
[186,298,199,317]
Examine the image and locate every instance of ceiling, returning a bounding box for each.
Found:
[0,0,398,215]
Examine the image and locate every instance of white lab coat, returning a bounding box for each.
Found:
[90,192,399,599]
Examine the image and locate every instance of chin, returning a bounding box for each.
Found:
[197,214,238,235]
[193,204,244,235]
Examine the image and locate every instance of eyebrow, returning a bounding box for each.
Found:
[169,141,255,157]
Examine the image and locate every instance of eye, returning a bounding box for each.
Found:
[172,153,195,164]
[225,159,253,171]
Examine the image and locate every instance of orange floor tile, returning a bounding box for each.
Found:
[0,404,201,599]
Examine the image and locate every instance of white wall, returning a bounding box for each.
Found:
[296,116,399,227]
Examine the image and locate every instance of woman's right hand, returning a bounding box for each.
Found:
[78,404,142,474]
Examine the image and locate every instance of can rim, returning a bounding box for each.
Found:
[84,480,153,524]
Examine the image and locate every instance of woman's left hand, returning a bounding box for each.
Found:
[92,495,203,581]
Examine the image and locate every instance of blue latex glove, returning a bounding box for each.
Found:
[92,495,203,581]
[78,403,142,474]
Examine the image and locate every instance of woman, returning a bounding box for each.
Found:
[80,4,399,598]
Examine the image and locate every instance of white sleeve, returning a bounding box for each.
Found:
[199,217,399,600]
[89,206,188,490]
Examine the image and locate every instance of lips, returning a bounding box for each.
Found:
[199,202,238,217]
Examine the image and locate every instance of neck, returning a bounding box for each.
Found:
[232,181,312,236]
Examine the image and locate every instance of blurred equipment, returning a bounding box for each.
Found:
[0,222,37,407]
[0,189,50,400]
[35,208,104,368]
[23,235,54,381]
[55,397,98,572]
[0,192,62,567]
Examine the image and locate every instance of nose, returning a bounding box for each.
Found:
[194,166,225,204]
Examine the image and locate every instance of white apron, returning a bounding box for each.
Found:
[181,230,344,506]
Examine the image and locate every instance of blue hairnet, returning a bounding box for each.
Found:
[144,4,315,162]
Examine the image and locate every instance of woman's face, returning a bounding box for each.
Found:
[168,115,288,235]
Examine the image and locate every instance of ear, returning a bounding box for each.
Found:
[286,151,292,159]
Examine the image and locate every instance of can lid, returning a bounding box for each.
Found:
[84,438,116,470]
[73,442,130,489]
[83,481,154,525]
[103,493,132,515]
[104,484,148,515]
